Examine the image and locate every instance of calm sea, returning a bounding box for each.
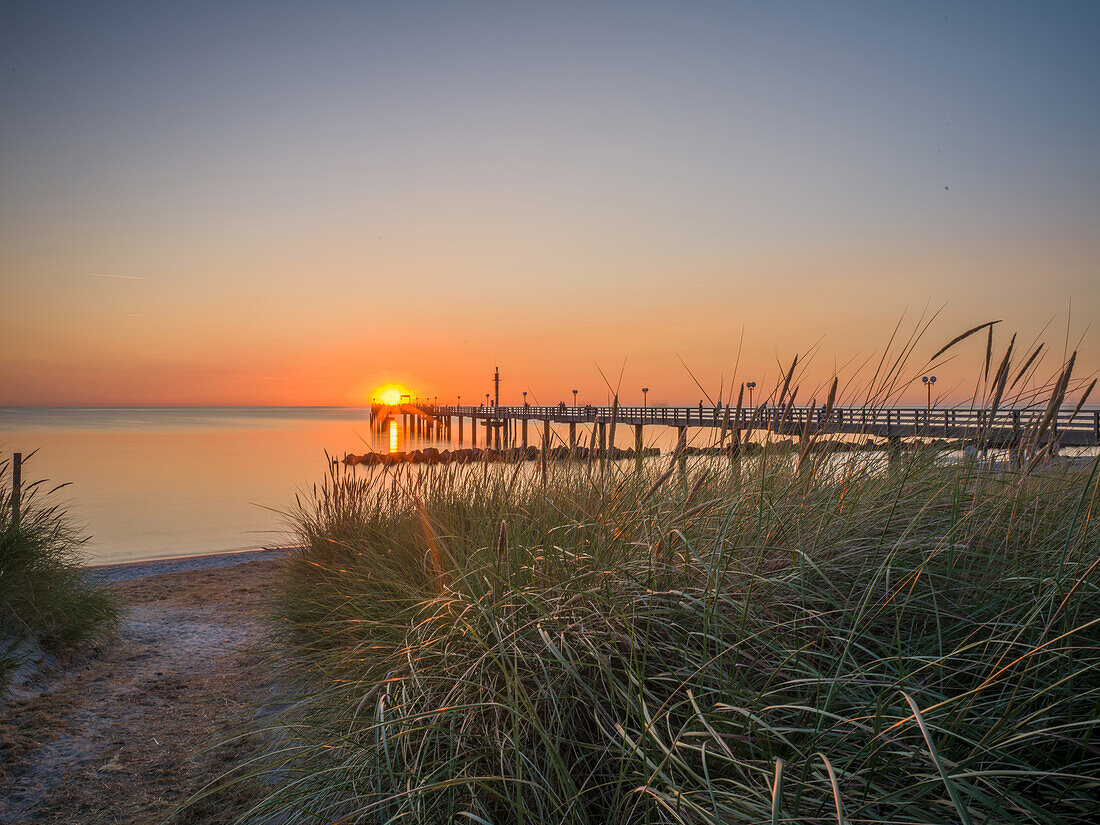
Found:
[0,407,392,565]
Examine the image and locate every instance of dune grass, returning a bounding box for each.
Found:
[230,450,1098,823]
[227,328,1099,824]
[1,455,119,686]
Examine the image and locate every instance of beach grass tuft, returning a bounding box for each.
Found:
[1,456,119,687]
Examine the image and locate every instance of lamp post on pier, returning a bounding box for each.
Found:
[572,389,578,406]
[747,381,756,409]
[922,375,936,430]
[642,387,649,409]
[522,391,528,407]
[922,375,936,411]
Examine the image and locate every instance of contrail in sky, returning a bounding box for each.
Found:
[86,271,146,280]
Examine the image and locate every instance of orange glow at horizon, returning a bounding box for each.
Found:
[374,384,410,406]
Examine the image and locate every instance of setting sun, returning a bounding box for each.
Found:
[374,384,409,406]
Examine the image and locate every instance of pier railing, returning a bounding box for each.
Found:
[412,404,1100,446]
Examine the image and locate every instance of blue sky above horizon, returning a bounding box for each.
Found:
[2,1,1097,405]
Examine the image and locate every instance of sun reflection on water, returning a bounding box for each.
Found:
[389,420,398,453]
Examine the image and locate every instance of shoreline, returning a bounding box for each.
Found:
[87,546,294,583]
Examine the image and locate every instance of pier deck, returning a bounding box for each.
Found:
[391,404,1099,447]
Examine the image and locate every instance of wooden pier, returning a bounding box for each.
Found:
[372,402,1100,449]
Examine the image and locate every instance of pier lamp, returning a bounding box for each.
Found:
[642,387,649,409]
[572,389,578,406]
[457,395,461,406]
[486,393,490,408]
[922,375,936,411]
[523,391,528,407]
[746,381,757,408]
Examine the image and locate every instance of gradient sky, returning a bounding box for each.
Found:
[2,1,1097,407]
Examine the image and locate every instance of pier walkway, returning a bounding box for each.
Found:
[377,403,1100,448]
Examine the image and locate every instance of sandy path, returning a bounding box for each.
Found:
[1,551,286,824]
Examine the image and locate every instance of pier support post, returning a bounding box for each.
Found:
[541,418,550,483]
[522,418,528,450]
[486,419,493,450]
[634,424,643,474]
[597,421,607,473]
[676,426,687,480]
[569,422,576,451]
[458,415,464,445]
[471,416,477,447]
[887,435,902,471]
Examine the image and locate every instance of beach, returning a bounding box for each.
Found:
[1,549,285,824]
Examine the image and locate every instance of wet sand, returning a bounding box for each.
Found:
[1,550,287,824]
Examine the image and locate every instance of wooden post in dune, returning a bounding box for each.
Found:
[569,422,576,451]
[11,452,21,530]
[541,418,550,483]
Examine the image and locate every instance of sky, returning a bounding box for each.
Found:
[2,1,1097,407]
